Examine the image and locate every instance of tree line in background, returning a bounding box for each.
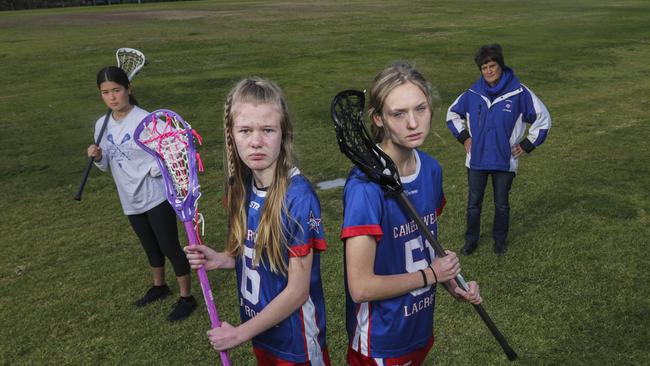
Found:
[1,0,188,11]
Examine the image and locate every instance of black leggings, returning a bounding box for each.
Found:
[127,201,190,277]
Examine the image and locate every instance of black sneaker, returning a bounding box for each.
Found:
[134,284,171,307]
[494,241,508,255]
[461,241,478,255]
[167,296,197,321]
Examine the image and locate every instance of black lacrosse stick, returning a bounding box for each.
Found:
[331,90,403,193]
[331,89,518,361]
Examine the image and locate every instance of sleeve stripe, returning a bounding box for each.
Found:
[436,196,446,217]
[446,120,461,138]
[311,238,327,252]
[289,238,328,257]
[290,244,312,257]
[533,129,549,146]
[340,225,383,242]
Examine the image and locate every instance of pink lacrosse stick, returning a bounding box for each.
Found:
[135,109,231,366]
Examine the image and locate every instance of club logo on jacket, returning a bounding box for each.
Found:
[249,201,261,210]
[308,210,321,233]
[502,100,513,113]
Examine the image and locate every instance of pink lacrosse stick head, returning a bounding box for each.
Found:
[134,109,204,222]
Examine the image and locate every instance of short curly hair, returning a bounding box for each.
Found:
[474,43,504,69]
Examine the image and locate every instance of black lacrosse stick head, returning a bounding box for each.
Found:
[331,89,403,194]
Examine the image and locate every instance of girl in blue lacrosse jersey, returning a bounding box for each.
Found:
[341,62,483,366]
[185,77,330,366]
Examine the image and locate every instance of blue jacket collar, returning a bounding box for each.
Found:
[471,66,521,100]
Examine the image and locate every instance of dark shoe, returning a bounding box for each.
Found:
[134,284,171,307]
[168,296,197,321]
[461,242,478,255]
[494,241,508,255]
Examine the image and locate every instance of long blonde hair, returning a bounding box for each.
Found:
[223,77,297,275]
[368,61,440,142]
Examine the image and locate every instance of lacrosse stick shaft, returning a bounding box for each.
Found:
[74,108,111,201]
[396,193,518,361]
[183,222,231,366]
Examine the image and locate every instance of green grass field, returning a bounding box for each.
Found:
[1,0,649,364]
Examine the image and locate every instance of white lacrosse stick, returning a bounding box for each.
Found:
[75,48,147,201]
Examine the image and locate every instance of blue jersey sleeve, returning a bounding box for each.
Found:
[285,178,327,257]
[341,171,384,242]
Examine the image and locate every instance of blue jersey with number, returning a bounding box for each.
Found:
[235,169,328,364]
[341,150,446,358]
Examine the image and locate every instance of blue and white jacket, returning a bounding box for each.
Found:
[446,66,551,173]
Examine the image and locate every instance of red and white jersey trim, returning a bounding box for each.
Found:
[352,302,371,355]
[301,296,326,365]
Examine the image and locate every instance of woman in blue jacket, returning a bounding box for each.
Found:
[446,44,551,255]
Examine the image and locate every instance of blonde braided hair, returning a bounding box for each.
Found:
[222,77,297,275]
[223,90,248,259]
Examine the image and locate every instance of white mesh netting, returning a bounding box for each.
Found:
[116,48,145,81]
[142,116,190,198]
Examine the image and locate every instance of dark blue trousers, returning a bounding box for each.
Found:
[465,168,515,244]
